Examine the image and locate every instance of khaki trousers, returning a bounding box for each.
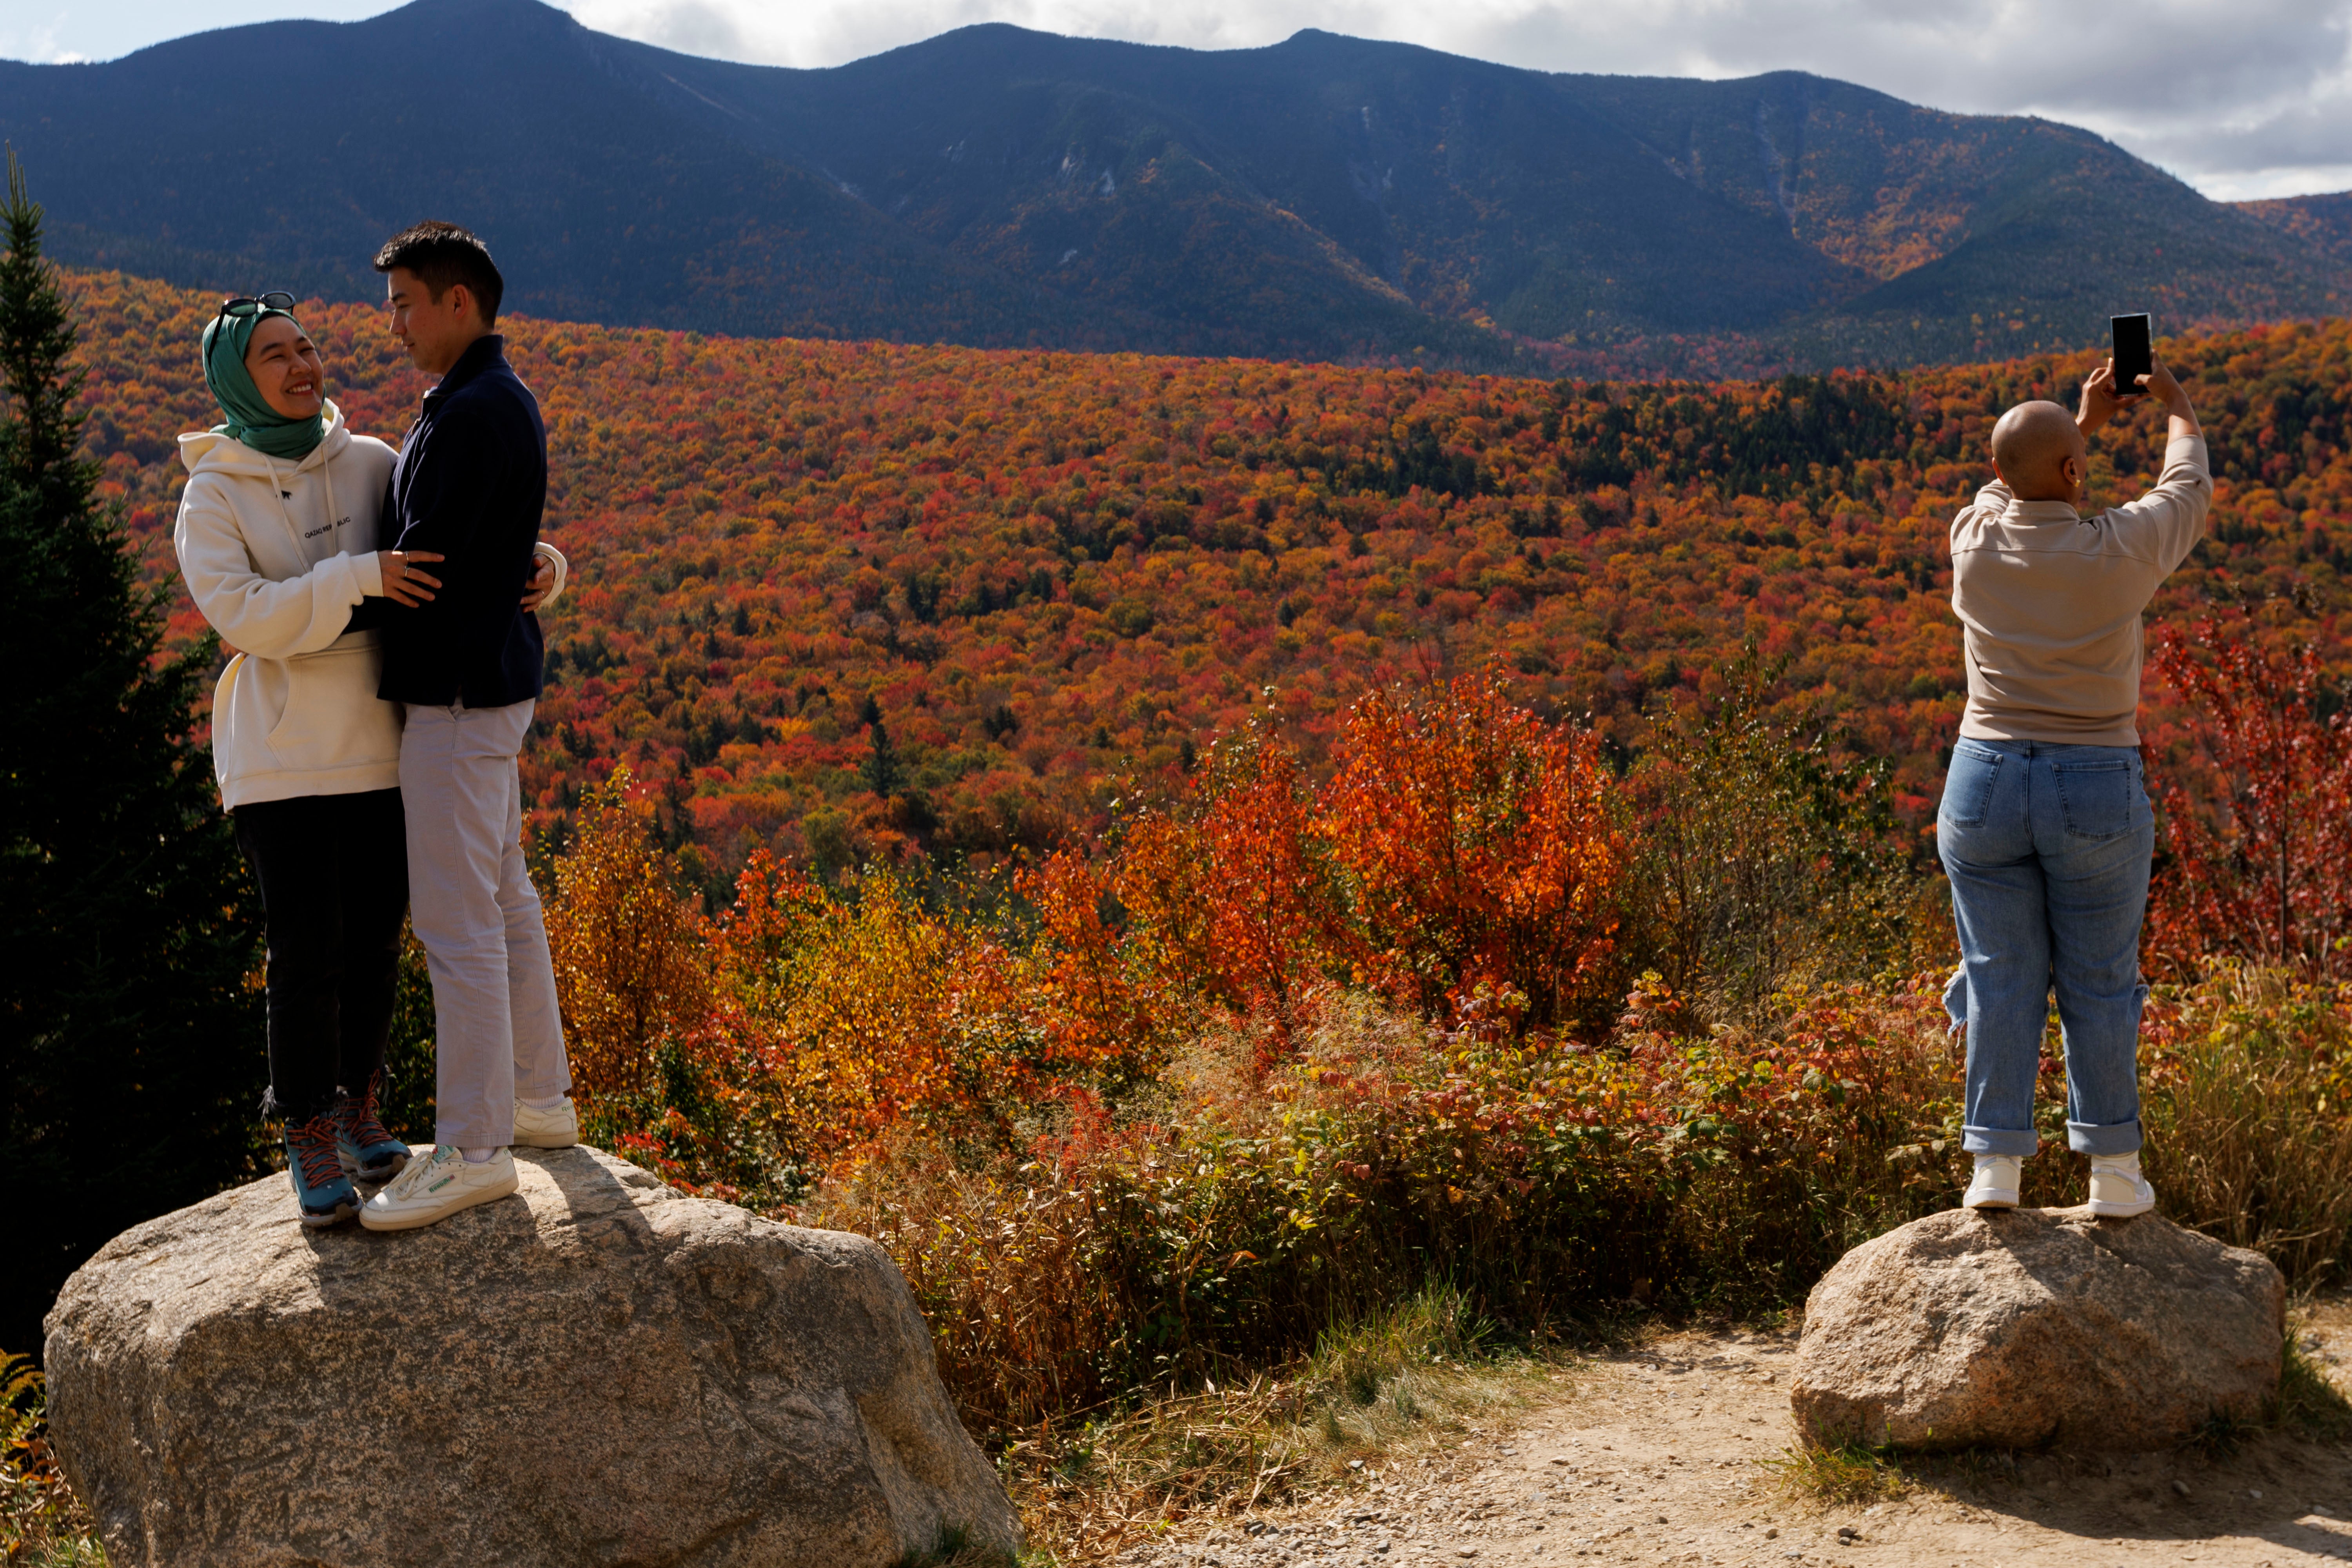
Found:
[399,699,570,1148]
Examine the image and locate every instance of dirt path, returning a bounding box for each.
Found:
[1116,1307,2352,1568]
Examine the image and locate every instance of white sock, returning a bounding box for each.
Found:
[519,1093,567,1110]
[461,1146,499,1164]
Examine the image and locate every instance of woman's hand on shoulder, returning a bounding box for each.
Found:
[521,552,557,610]
[377,550,443,606]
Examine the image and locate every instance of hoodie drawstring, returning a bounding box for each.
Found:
[261,447,346,562]
[260,452,296,540]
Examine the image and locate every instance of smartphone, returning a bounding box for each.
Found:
[2111,313,2152,396]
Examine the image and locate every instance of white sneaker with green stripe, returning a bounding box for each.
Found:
[358,1144,518,1232]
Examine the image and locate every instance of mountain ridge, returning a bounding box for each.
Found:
[4,0,2344,372]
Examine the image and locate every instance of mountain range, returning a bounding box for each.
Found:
[4,0,2348,372]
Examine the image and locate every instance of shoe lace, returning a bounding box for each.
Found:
[288,1115,345,1190]
[342,1083,397,1152]
[381,1144,457,1200]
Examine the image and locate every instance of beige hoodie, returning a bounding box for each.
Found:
[173,401,568,810]
[1949,434,2212,748]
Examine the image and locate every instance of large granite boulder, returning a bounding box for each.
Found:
[1791,1205,2285,1451]
[42,1145,1022,1567]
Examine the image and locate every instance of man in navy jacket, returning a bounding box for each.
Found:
[376,328,547,708]
[356,221,577,1233]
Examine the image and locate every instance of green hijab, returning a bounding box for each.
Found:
[201,305,325,461]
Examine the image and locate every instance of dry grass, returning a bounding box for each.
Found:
[2143,965,2352,1284]
[0,1356,105,1566]
[1001,1287,1575,1563]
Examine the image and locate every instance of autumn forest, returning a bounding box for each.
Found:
[66,267,2352,897]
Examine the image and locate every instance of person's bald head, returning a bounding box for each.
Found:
[1991,400,2087,503]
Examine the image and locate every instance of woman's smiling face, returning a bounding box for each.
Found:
[243,314,325,420]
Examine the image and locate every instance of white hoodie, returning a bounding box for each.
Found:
[173,400,567,811]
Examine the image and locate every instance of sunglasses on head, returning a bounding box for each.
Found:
[211,291,296,338]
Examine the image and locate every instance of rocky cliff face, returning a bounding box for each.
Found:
[43,1144,1021,1568]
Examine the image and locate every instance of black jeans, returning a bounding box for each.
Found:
[232,788,409,1122]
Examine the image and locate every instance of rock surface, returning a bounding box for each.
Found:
[1791,1205,2286,1451]
[43,1144,1021,1567]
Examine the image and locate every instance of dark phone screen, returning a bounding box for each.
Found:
[2112,314,2152,393]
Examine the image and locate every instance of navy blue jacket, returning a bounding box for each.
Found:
[375,334,547,708]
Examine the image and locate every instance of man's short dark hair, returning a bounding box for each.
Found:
[373,221,504,324]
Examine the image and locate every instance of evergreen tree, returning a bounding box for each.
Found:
[0,154,264,1359]
[858,693,901,797]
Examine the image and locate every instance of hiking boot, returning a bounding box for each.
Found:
[333,1082,410,1184]
[287,1113,360,1228]
[358,1144,518,1232]
[1963,1154,2022,1210]
[2088,1152,2157,1218]
[511,1096,578,1150]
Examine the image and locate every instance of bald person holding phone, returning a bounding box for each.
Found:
[1938,349,2209,1217]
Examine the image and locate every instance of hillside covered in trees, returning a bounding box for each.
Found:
[7,0,2346,374]
[68,267,2351,896]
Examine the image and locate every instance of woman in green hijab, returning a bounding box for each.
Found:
[172,294,564,1229]
[201,290,330,459]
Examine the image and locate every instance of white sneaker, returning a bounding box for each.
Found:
[1964,1154,2022,1210]
[358,1145,519,1232]
[511,1098,578,1150]
[2087,1153,2157,1218]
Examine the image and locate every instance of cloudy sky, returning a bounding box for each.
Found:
[8,0,2352,201]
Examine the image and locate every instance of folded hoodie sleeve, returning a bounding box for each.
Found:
[532,541,569,612]
[174,478,376,659]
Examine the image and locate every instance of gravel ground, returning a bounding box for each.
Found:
[1111,1306,2352,1568]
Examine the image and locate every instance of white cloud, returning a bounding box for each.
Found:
[0,9,91,63]
[557,0,2352,198]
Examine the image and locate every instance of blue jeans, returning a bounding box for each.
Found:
[1936,738,2153,1158]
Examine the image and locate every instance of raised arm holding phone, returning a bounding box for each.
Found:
[1939,326,2210,1217]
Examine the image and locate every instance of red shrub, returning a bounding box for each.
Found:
[2147,610,2352,977]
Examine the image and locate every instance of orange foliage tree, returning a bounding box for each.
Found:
[1323,673,1629,1026]
[545,768,710,1103]
[1105,672,1633,1059]
[1013,849,1167,1082]
[1116,726,1357,1051]
[546,771,811,1198]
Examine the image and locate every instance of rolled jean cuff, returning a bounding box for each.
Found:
[2067,1117,2143,1156]
[1962,1124,2039,1157]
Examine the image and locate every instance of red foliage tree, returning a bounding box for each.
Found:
[2147,608,2352,977]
